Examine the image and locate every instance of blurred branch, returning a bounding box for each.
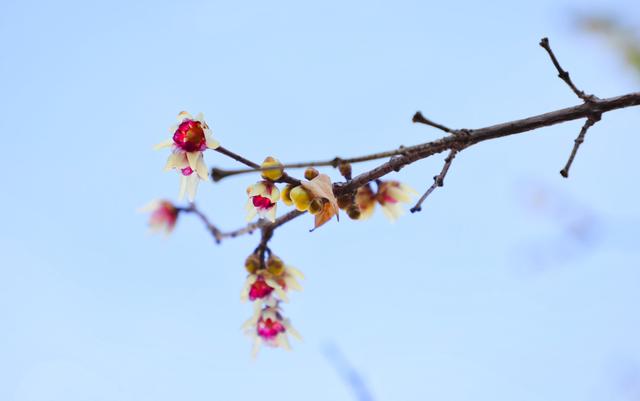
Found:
[323,343,376,401]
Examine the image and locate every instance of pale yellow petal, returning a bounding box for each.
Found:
[266,206,277,223]
[186,175,199,202]
[186,151,199,170]
[153,139,173,151]
[177,111,192,121]
[196,154,209,180]
[178,175,187,200]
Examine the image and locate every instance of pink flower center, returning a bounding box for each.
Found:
[257,317,286,339]
[173,120,207,152]
[181,167,194,176]
[249,277,274,301]
[252,195,274,210]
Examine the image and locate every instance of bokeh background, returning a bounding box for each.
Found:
[1,0,639,400]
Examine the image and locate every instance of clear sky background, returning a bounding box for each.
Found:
[1,0,639,400]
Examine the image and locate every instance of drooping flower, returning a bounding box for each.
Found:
[139,200,179,234]
[154,112,220,201]
[243,299,301,357]
[246,181,280,223]
[241,254,303,303]
[376,180,417,221]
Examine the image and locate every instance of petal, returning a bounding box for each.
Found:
[178,176,187,200]
[245,200,257,221]
[266,206,277,223]
[269,185,281,202]
[164,152,184,171]
[196,154,209,180]
[186,151,199,170]
[194,112,205,122]
[177,111,192,122]
[206,136,220,149]
[138,200,160,213]
[284,321,302,341]
[186,175,199,202]
[153,139,173,150]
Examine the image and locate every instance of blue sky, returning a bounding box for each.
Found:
[1,0,639,400]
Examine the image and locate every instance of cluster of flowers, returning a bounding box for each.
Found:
[241,252,303,356]
[144,111,417,354]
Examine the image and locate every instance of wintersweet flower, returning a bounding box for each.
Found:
[246,181,280,223]
[243,299,301,356]
[241,254,303,303]
[140,200,179,234]
[376,180,418,221]
[154,112,220,201]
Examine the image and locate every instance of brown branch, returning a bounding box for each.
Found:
[339,92,640,193]
[539,37,598,102]
[560,114,601,178]
[202,91,640,245]
[179,203,263,244]
[410,149,459,213]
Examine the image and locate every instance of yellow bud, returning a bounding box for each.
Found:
[261,156,284,181]
[267,255,285,276]
[347,204,361,220]
[304,167,319,180]
[290,186,312,211]
[281,184,294,206]
[308,198,325,215]
[245,254,261,274]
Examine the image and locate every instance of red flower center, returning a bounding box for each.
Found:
[249,277,274,301]
[257,317,286,339]
[173,120,207,152]
[252,195,274,210]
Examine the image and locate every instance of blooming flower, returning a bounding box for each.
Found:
[154,112,220,201]
[246,181,280,223]
[243,299,301,357]
[241,254,303,303]
[140,200,179,234]
[376,181,417,221]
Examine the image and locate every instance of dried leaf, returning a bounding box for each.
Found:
[302,174,339,229]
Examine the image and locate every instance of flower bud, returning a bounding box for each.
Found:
[347,204,361,220]
[267,255,285,276]
[245,254,262,274]
[304,167,319,180]
[338,162,352,179]
[281,184,294,206]
[289,186,312,211]
[308,198,325,215]
[261,156,284,181]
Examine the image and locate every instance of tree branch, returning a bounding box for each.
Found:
[410,149,459,213]
[539,37,598,102]
[559,113,601,178]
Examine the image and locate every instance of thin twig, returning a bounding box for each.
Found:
[539,37,598,103]
[178,204,223,243]
[213,146,301,185]
[560,114,601,178]
[410,149,458,213]
[412,111,458,134]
